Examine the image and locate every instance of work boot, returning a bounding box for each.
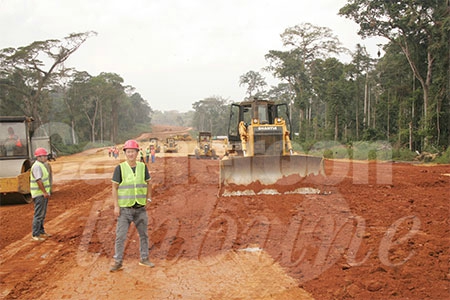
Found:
[110,261,123,272]
[40,232,52,238]
[31,236,45,241]
[138,259,155,268]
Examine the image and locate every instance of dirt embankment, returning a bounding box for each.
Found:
[135,124,193,141]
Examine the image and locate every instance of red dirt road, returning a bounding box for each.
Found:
[0,141,449,299]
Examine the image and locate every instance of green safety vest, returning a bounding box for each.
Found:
[30,161,51,198]
[118,162,147,207]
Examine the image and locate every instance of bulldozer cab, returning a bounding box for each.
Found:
[0,116,33,159]
[0,116,35,204]
[189,131,217,159]
[198,132,213,154]
[167,137,176,147]
[226,99,292,155]
[199,131,211,143]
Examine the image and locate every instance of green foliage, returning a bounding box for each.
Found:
[302,139,398,161]
[435,147,450,164]
[191,96,230,136]
[323,149,334,159]
[296,139,317,153]
[116,123,152,144]
[339,0,449,150]
[367,149,377,160]
[239,71,267,97]
[0,32,96,123]
[54,141,88,156]
[392,148,417,161]
[362,128,385,141]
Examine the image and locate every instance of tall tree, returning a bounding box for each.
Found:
[0,31,97,129]
[97,72,126,143]
[311,58,350,141]
[191,96,229,135]
[347,44,374,139]
[375,42,416,148]
[239,70,267,98]
[265,23,345,138]
[66,71,93,143]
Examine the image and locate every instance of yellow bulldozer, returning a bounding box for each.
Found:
[189,131,218,159]
[0,116,52,204]
[163,136,178,153]
[219,98,324,196]
[148,137,161,153]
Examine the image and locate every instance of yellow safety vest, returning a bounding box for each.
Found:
[30,161,51,198]
[118,162,147,207]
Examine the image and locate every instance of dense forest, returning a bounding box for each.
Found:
[1,1,449,161]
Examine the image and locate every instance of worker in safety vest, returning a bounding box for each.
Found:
[110,139,154,272]
[4,126,22,156]
[30,147,52,241]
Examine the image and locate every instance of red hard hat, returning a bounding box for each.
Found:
[34,147,48,157]
[123,139,139,151]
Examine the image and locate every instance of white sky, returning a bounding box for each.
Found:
[0,0,384,112]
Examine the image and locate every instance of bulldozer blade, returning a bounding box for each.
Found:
[219,155,324,195]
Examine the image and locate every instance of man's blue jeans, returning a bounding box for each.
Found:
[32,195,48,237]
[113,206,149,263]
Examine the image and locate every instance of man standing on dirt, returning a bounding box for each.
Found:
[145,146,150,164]
[150,146,156,163]
[110,139,154,272]
[30,147,52,241]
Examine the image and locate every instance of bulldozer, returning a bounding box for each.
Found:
[189,131,218,159]
[0,116,52,204]
[174,134,192,141]
[148,137,161,153]
[163,136,178,153]
[219,98,324,196]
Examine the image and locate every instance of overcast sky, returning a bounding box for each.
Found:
[1,0,384,112]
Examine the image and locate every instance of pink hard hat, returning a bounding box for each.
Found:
[34,147,48,157]
[123,139,139,151]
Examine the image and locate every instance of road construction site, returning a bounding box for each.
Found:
[0,125,449,299]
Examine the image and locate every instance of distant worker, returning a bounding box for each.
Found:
[110,139,154,272]
[30,148,52,241]
[150,146,156,163]
[4,126,22,156]
[139,147,145,162]
[146,146,150,164]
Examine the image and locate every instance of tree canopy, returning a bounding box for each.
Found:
[339,0,450,146]
[0,32,152,151]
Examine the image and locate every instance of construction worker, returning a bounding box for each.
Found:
[150,146,156,163]
[145,146,150,163]
[110,139,154,272]
[139,147,145,162]
[30,148,52,241]
[4,126,22,156]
